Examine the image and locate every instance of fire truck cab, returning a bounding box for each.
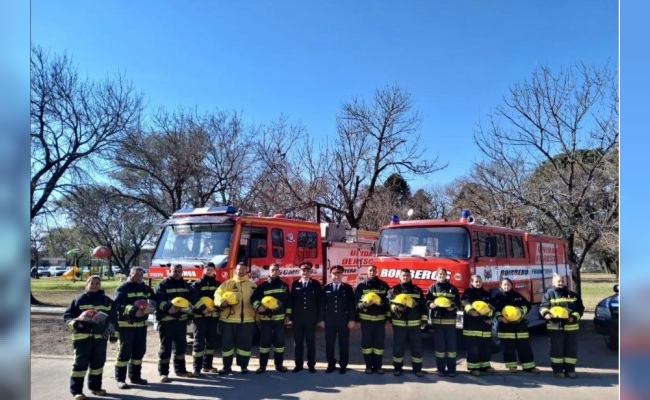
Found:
[368,210,571,329]
[148,206,376,288]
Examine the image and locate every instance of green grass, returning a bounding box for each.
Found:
[31,277,123,291]
[580,272,618,312]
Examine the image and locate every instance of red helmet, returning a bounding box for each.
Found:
[75,309,98,322]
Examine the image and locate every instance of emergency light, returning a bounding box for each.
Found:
[390,215,400,225]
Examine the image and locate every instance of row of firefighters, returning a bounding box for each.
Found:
[63,261,584,400]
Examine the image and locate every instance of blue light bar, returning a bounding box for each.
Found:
[207,205,237,214]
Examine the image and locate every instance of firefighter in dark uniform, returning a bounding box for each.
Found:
[154,263,195,382]
[425,267,461,377]
[387,268,427,377]
[63,275,117,400]
[353,264,390,374]
[540,274,585,378]
[460,274,495,376]
[492,277,541,373]
[190,262,221,375]
[287,260,323,373]
[251,262,290,373]
[321,265,356,374]
[113,267,155,389]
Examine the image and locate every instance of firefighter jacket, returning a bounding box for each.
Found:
[425,281,461,326]
[288,278,323,324]
[114,279,155,328]
[491,288,531,333]
[540,286,585,332]
[354,277,390,323]
[322,282,356,325]
[460,287,493,336]
[215,276,257,324]
[386,281,427,328]
[191,274,221,319]
[63,289,117,341]
[251,276,289,322]
[154,276,192,322]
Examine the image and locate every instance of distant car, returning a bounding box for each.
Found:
[594,283,619,351]
[48,266,68,277]
[111,265,122,274]
[38,267,52,277]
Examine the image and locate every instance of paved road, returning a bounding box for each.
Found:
[31,309,618,400]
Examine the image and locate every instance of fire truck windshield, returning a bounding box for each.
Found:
[152,223,234,264]
[378,226,470,259]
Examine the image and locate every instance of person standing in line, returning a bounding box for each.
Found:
[113,267,155,389]
[287,260,323,373]
[63,275,117,400]
[214,262,257,375]
[251,262,291,373]
[353,264,390,374]
[190,262,221,376]
[540,274,585,378]
[387,268,427,377]
[460,274,495,376]
[154,263,195,382]
[492,277,541,374]
[321,265,356,374]
[426,267,461,377]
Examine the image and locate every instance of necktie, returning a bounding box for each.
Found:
[334,284,339,293]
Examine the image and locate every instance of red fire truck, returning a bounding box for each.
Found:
[364,210,571,329]
[147,206,377,288]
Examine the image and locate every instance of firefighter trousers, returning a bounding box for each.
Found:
[115,327,147,382]
[219,321,255,370]
[360,320,386,370]
[325,322,350,368]
[548,330,578,373]
[293,321,317,368]
[192,317,219,372]
[70,337,107,396]
[392,326,423,373]
[258,319,286,369]
[463,334,492,371]
[434,324,457,373]
[501,335,536,370]
[157,319,188,376]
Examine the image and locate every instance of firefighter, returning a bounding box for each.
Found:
[190,262,221,375]
[251,262,290,373]
[215,262,257,375]
[425,267,461,377]
[387,268,427,377]
[321,265,356,374]
[63,275,117,400]
[540,274,585,378]
[287,260,323,373]
[461,274,495,376]
[353,264,390,374]
[113,267,155,389]
[492,277,541,374]
[154,263,195,382]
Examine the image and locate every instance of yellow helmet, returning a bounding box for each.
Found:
[171,297,190,309]
[471,300,490,316]
[361,292,382,306]
[261,295,280,310]
[434,297,452,308]
[216,291,238,306]
[201,296,215,311]
[391,293,415,308]
[550,306,569,319]
[502,305,523,322]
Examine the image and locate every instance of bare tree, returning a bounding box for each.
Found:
[30,45,143,221]
[113,108,256,218]
[473,64,619,293]
[254,85,446,228]
[56,185,156,272]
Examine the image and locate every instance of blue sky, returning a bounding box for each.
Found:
[31,1,618,189]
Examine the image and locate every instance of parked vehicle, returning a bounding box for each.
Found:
[37,267,52,277]
[48,266,68,277]
[594,283,619,351]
